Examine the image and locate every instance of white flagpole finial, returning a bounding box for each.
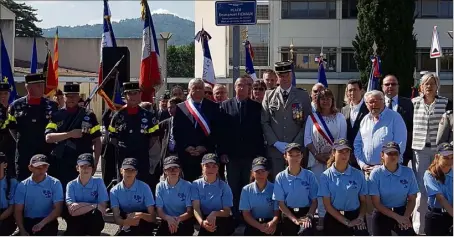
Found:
[372,41,378,55]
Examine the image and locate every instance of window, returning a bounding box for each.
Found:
[229,24,270,67]
[281,0,336,19]
[342,0,358,18]
[281,47,336,72]
[257,5,269,20]
[415,0,453,18]
[341,48,358,72]
[416,48,453,72]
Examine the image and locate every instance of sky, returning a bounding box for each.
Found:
[19,1,195,29]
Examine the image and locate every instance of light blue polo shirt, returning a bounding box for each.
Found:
[66,177,109,204]
[368,165,419,208]
[191,178,233,216]
[424,169,453,209]
[110,179,155,214]
[318,165,368,211]
[14,175,64,218]
[239,181,279,219]
[0,177,18,209]
[273,168,318,208]
[155,178,192,217]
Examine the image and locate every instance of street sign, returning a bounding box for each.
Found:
[430,26,443,58]
[215,1,257,26]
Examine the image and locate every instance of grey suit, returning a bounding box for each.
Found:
[261,86,312,177]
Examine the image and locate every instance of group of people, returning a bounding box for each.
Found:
[0,59,452,236]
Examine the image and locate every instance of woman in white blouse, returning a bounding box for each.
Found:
[304,88,347,231]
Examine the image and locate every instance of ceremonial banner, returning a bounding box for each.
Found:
[0,30,17,104]
[43,49,58,97]
[244,40,257,80]
[53,28,59,80]
[195,28,216,85]
[315,56,328,87]
[367,55,381,92]
[30,38,37,73]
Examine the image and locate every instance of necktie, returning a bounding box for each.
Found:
[388,99,393,110]
[283,91,289,103]
[169,120,176,152]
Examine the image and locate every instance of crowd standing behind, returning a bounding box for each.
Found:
[0,66,452,236]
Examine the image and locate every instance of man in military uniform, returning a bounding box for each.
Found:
[261,62,312,177]
[0,82,15,178]
[108,82,160,190]
[437,110,453,145]
[157,91,171,121]
[44,83,102,190]
[7,73,58,181]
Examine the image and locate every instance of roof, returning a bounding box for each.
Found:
[0,5,15,20]
[14,59,97,77]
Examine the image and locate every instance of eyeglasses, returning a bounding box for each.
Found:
[253,88,265,91]
[205,91,213,95]
[384,83,398,87]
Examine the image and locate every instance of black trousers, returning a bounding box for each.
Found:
[115,209,156,236]
[198,216,235,236]
[281,207,315,236]
[324,208,370,236]
[23,217,59,236]
[102,143,117,189]
[372,206,416,236]
[226,157,254,220]
[64,209,105,236]
[156,219,195,236]
[425,208,453,236]
[181,154,202,182]
[244,218,281,236]
[0,208,16,236]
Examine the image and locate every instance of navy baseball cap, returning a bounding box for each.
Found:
[382,141,400,154]
[285,143,302,153]
[0,152,6,163]
[30,154,49,167]
[122,158,138,170]
[163,156,181,170]
[437,142,453,156]
[201,153,219,165]
[333,138,351,150]
[252,157,269,172]
[77,153,94,166]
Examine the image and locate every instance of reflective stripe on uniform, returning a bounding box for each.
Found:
[0,119,9,129]
[146,124,159,134]
[7,114,16,122]
[46,122,58,130]
[108,126,116,133]
[90,125,101,134]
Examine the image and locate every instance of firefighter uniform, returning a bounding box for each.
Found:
[44,84,102,190]
[7,74,58,181]
[108,82,159,188]
[0,82,15,178]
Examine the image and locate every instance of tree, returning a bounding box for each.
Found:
[0,0,42,37]
[353,0,417,97]
[167,43,195,77]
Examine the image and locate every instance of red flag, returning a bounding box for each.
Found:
[43,50,57,97]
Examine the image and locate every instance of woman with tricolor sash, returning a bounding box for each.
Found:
[304,88,347,231]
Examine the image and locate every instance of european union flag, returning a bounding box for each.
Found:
[317,61,328,88]
[30,37,37,73]
[0,30,18,104]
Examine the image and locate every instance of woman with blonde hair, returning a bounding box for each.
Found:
[423,143,453,236]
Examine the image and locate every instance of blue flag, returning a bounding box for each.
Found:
[244,40,257,80]
[317,61,328,88]
[0,30,18,104]
[367,56,381,92]
[290,62,296,86]
[30,38,37,73]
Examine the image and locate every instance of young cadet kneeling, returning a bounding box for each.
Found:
[0,152,18,235]
[273,143,318,236]
[155,156,194,236]
[14,154,63,236]
[65,153,108,235]
[239,157,280,236]
[191,153,235,236]
[318,139,369,236]
[110,158,156,236]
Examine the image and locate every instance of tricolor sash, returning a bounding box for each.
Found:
[185,100,211,136]
[309,112,334,145]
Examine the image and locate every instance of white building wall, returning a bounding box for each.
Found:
[0,5,15,69]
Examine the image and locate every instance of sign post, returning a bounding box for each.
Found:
[430,26,443,77]
[215,0,257,96]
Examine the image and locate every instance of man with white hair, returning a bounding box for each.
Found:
[311,83,325,112]
[173,79,221,181]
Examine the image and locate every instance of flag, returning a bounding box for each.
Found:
[195,28,216,85]
[290,62,296,87]
[53,28,59,80]
[367,55,381,91]
[315,57,328,87]
[43,49,58,97]
[30,38,37,73]
[0,30,18,104]
[140,0,162,102]
[97,0,124,110]
[411,81,420,99]
[244,40,257,80]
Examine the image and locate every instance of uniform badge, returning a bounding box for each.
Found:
[291,103,303,121]
[142,118,148,123]
[140,129,144,133]
[152,118,157,125]
[84,116,90,121]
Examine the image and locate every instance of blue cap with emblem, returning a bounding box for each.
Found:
[163,156,180,169]
[77,153,95,166]
[201,153,219,165]
[285,143,302,153]
[30,154,50,167]
[122,158,138,170]
[0,82,9,91]
[382,141,400,154]
[437,142,453,156]
[252,157,269,172]
[333,138,352,150]
[25,73,45,84]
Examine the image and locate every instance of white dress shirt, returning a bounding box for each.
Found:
[385,95,398,111]
[350,99,364,126]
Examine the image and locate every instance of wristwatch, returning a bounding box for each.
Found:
[305,213,314,220]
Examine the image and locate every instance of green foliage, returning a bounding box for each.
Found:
[42,14,195,46]
[0,0,42,37]
[167,43,194,77]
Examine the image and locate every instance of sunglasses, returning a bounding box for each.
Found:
[205,91,213,95]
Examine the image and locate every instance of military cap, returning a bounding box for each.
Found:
[437,142,453,156]
[25,73,45,84]
[0,82,9,91]
[160,91,171,100]
[0,152,6,163]
[333,138,352,151]
[163,156,181,169]
[382,141,400,154]
[63,84,80,94]
[77,153,94,166]
[252,157,269,172]
[30,154,49,167]
[55,89,63,96]
[285,143,302,153]
[122,158,138,170]
[201,153,219,165]
[274,61,293,73]
[123,82,140,93]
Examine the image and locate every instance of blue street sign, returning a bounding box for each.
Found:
[215,1,257,26]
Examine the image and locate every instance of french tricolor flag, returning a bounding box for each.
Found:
[195,28,216,85]
[244,40,257,80]
[140,0,162,102]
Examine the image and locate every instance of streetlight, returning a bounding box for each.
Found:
[160,32,173,90]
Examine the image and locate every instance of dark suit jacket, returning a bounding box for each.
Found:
[395,96,414,164]
[173,99,221,156]
[158,117,175,159]
[158,109,170,121]
[341,102,369,169]
[219,98,265,160]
